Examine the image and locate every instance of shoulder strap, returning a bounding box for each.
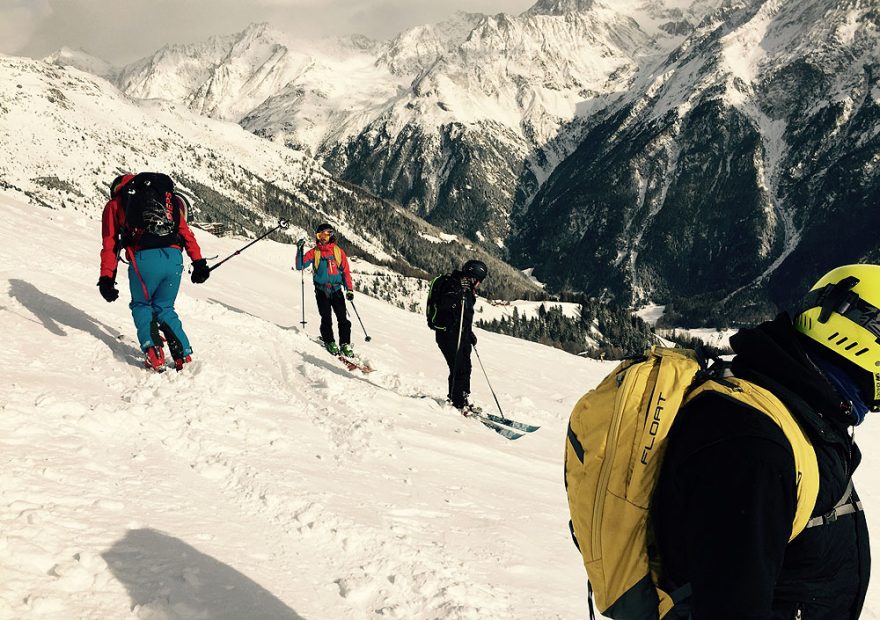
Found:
[312,246,343,273]
[805,479,864,529]
[685,377,820,540]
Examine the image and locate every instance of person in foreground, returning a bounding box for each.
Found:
[652,264,872,618]
[98,172,210,371]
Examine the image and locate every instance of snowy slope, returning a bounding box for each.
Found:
[0,192,607,619]
[3,194,880,617]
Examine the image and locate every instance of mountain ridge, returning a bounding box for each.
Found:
[42,0,880,325]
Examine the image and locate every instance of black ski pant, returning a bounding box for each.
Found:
[436,331,472,408]
[316,287,351,345]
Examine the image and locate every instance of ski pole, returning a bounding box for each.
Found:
[208,219,290,272]
[348,298,372,342]
[299,264,307,326]
[450,293,466,405]
[474,345,506,419]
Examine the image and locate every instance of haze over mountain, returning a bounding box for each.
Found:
[42,0,880,325]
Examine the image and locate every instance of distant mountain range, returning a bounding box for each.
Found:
[37,0,880,324]
[0,55,538,304]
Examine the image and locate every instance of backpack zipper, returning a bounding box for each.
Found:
[591,359,651,554]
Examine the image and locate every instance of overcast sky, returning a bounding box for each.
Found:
[0,0,537,65]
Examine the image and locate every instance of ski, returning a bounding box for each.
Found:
[311,337,374,374]
[337,355,375,374]
[479,412,540,433]
[470,414,525,440]
[456,407,525,440]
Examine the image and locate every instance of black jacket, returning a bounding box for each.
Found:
[433,271,476,340]
[651,314,870,619]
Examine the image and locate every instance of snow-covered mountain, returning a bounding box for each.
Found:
[45,0,878,325]
[512,0,880,322]
[0,54,538,302]
[43,47,117,81]
[98,2,723,250]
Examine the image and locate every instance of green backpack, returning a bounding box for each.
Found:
[425,274,455,331]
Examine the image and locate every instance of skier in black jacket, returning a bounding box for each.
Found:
[431,260,488,413]
[652,264,873,619]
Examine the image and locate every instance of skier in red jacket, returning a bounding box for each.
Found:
[98,172,210,371]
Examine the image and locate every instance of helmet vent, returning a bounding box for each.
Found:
[836,337,849,345]
[855,347,869,356]
[828,332,840,340]
[845,342,859,351]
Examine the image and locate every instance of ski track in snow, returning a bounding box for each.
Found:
[0,192,612,619]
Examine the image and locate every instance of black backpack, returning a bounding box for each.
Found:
[119,172,181,249]
[426,274,456,331]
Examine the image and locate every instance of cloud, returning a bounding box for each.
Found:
[3,0,535,65]
[0,0,53,55]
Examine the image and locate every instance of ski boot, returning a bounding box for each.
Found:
[173,354,192,372]
[459,402,482,417]
[325,341,340,355]
[340,343,354,358]
[144,345,166,371]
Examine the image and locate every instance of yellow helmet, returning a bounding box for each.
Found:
[794,264,880,405]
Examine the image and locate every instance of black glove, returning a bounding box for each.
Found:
[470,332,477,346]
[191,259,210,284]
[97,276,119,302]
[346,291,354,301]
[296,238,306,248]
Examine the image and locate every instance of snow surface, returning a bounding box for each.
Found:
[3,192,880,617]
[475,299,581,323]
[634,302,666,327]
[0,192,620,619]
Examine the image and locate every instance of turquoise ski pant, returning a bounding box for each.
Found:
[128,248,192,356]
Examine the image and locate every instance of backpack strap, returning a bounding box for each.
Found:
[804,478,864,528]
[685,377,820,541]
[312,245,342,273]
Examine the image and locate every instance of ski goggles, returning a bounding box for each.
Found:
[839,297,880,343]
[316,230,334,240]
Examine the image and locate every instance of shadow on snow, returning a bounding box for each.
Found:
[103,528,306,620]
[6,279,143,368]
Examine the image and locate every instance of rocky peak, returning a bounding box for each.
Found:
[525,0,595,17]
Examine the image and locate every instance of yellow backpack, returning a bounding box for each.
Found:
[564,346,819,619]
[313,245,342,273]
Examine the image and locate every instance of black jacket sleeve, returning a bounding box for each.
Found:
[685,436,796,618]
[654,398,798,619]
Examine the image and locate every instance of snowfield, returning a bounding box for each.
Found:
[2,192,879,619]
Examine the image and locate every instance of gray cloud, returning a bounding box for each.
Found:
[1,0,535,65]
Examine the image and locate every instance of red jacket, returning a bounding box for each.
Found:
[99,192,203,279]
[296,242,353,292]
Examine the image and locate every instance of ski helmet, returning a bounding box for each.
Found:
[794,264,880,409]
[461,259,488,282]
[110,173,135,198]
[315,223,336,244]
